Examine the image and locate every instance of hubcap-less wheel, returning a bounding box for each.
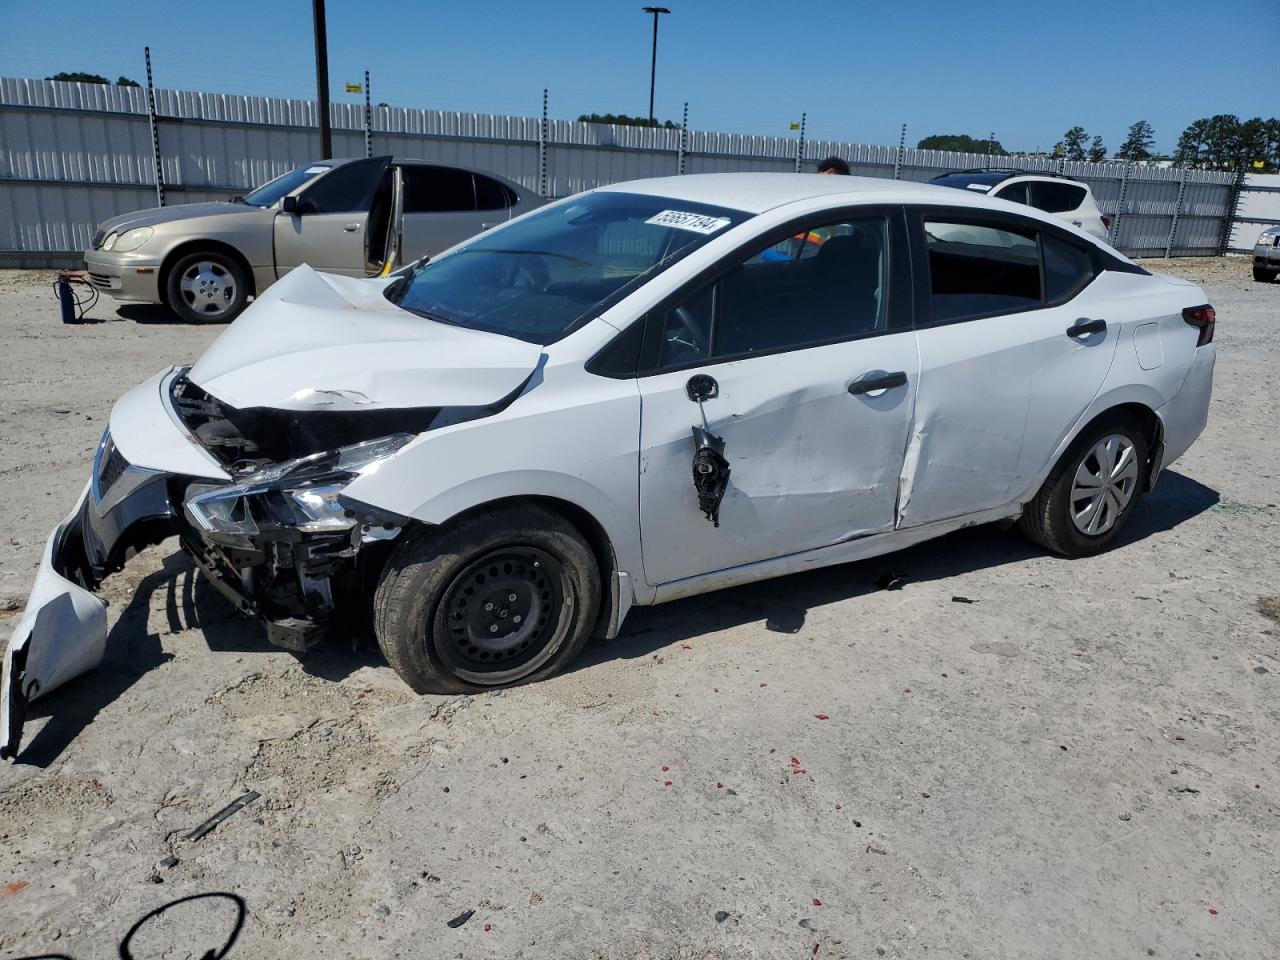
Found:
[178,260,237,318]
[438,547,563,678]
[1069,433,1139,536]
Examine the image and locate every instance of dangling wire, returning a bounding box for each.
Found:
[52,273,99,321]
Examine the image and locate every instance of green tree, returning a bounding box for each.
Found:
[577,112,679,129]
[1117,120,1155,161]
[48,71,139,86]
[1060,126,1089,162]
[1087,135,1107,162]
[916,133,1007,154]
[1174,118,1209,168]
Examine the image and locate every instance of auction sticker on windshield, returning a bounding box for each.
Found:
[645,210,732,234]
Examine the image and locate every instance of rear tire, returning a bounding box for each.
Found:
[165,250,250,323]
[1254,266,1277,283]
[1019,413,1149,557]
[373,505,600,694]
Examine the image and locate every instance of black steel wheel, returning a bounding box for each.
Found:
[374,505,601,693]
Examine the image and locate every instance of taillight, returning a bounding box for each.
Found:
[1101,215,1112,229]
[1182,304,1215,346]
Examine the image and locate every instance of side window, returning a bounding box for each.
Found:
[300,158,386,214]
[474,174,514,211]
[993,181,1031,205]
[657,216,888,367]
[1028,181,1087,213]
[402,166,476,213]
[924,220,1040,323]
[1043,234,1096,302]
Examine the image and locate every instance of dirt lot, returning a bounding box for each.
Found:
[1,259,1277,959]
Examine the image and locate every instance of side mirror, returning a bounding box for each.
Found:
[282,195,301,214]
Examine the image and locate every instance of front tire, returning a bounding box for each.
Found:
[1254,266,1277,283]
[165,250,250,323]
[1019,414,1149,557]
[373,505,601,694]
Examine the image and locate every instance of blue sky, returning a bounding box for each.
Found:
[1,0,1276,154]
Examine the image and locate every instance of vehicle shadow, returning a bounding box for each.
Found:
[13,471,1217,763]
[115,303,229,326]
[572,469,1220,670]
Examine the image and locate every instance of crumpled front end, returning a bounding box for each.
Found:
[1,366,419,760]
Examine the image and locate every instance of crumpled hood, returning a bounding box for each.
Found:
[99,201,264,232]
[187,265,544,412]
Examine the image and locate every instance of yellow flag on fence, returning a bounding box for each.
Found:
[1253,159,1265,169]
[345,82,362,94]
[788,122,801,131]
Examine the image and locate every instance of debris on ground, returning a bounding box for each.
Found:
[873,571,911,591]
[185,790,261,842]
[447,909,475,928]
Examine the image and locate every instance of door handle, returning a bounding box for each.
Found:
[343,223,361,232]
[1066,318,1106,338]
[848,371,907,395]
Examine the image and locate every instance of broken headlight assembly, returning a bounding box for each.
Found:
[183,433,413,549]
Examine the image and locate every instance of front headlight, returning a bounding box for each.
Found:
[101,232,119,251]
[184,434,413,547]
[1258,232,1277,247]
[112,227,154,253]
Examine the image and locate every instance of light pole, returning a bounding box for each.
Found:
[312,0,332,159]
[642,6,670,126]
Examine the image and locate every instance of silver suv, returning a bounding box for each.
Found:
[84,157,541,322]
[1254,226,1280,282]
[929,169,1110,242]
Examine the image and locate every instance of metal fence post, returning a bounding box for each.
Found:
[143,46,165,207]
[1217,159,1247,256]
[893,123,906,180]
[677,101,688,175]
[1164,166,1188,258]
[794,112,806,173]
[1110,159,1131,247]
[538,89,548,198]
[363,70,372,158]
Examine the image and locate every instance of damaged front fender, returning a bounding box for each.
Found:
[1,487,108,760]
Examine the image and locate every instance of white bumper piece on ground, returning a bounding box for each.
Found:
[0,487,108,759]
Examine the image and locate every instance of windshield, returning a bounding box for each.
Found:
[386,191,752,344]
[243,163,333,207]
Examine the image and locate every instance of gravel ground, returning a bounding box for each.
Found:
[0,258,1277,959]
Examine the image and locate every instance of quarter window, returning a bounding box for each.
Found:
[993,181,1031,205]
[402,165,476,213]
[657,217,888,367]
[474,174,515,210]
[924,221,1040,322]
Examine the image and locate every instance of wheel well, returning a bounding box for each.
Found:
[1075,403,1163,481]
[159,240,256,302]
[442,495,619,637]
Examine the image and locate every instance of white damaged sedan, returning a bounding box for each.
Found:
[2,174,1216,758]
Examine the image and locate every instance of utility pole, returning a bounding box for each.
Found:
[642,6,670,125]
[312,0,332,159]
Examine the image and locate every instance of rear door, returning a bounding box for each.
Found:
[637,208,919,586]
[900,210,1120,526]
[399,165,493,260]
[273,157,391,277]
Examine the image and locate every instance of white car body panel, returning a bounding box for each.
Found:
[2,172,1217,760]
[187,266,544,412]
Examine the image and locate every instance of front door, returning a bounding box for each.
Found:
[899,213,1120,527]
[273,156,390,277]
[637,211,918,587]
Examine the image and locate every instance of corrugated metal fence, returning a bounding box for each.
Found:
[0,77,1240,260]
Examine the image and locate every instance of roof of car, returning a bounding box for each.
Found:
[929,169,1084,192]
[595,173,955,214]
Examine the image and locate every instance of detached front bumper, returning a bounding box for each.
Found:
[1,455,176,759]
